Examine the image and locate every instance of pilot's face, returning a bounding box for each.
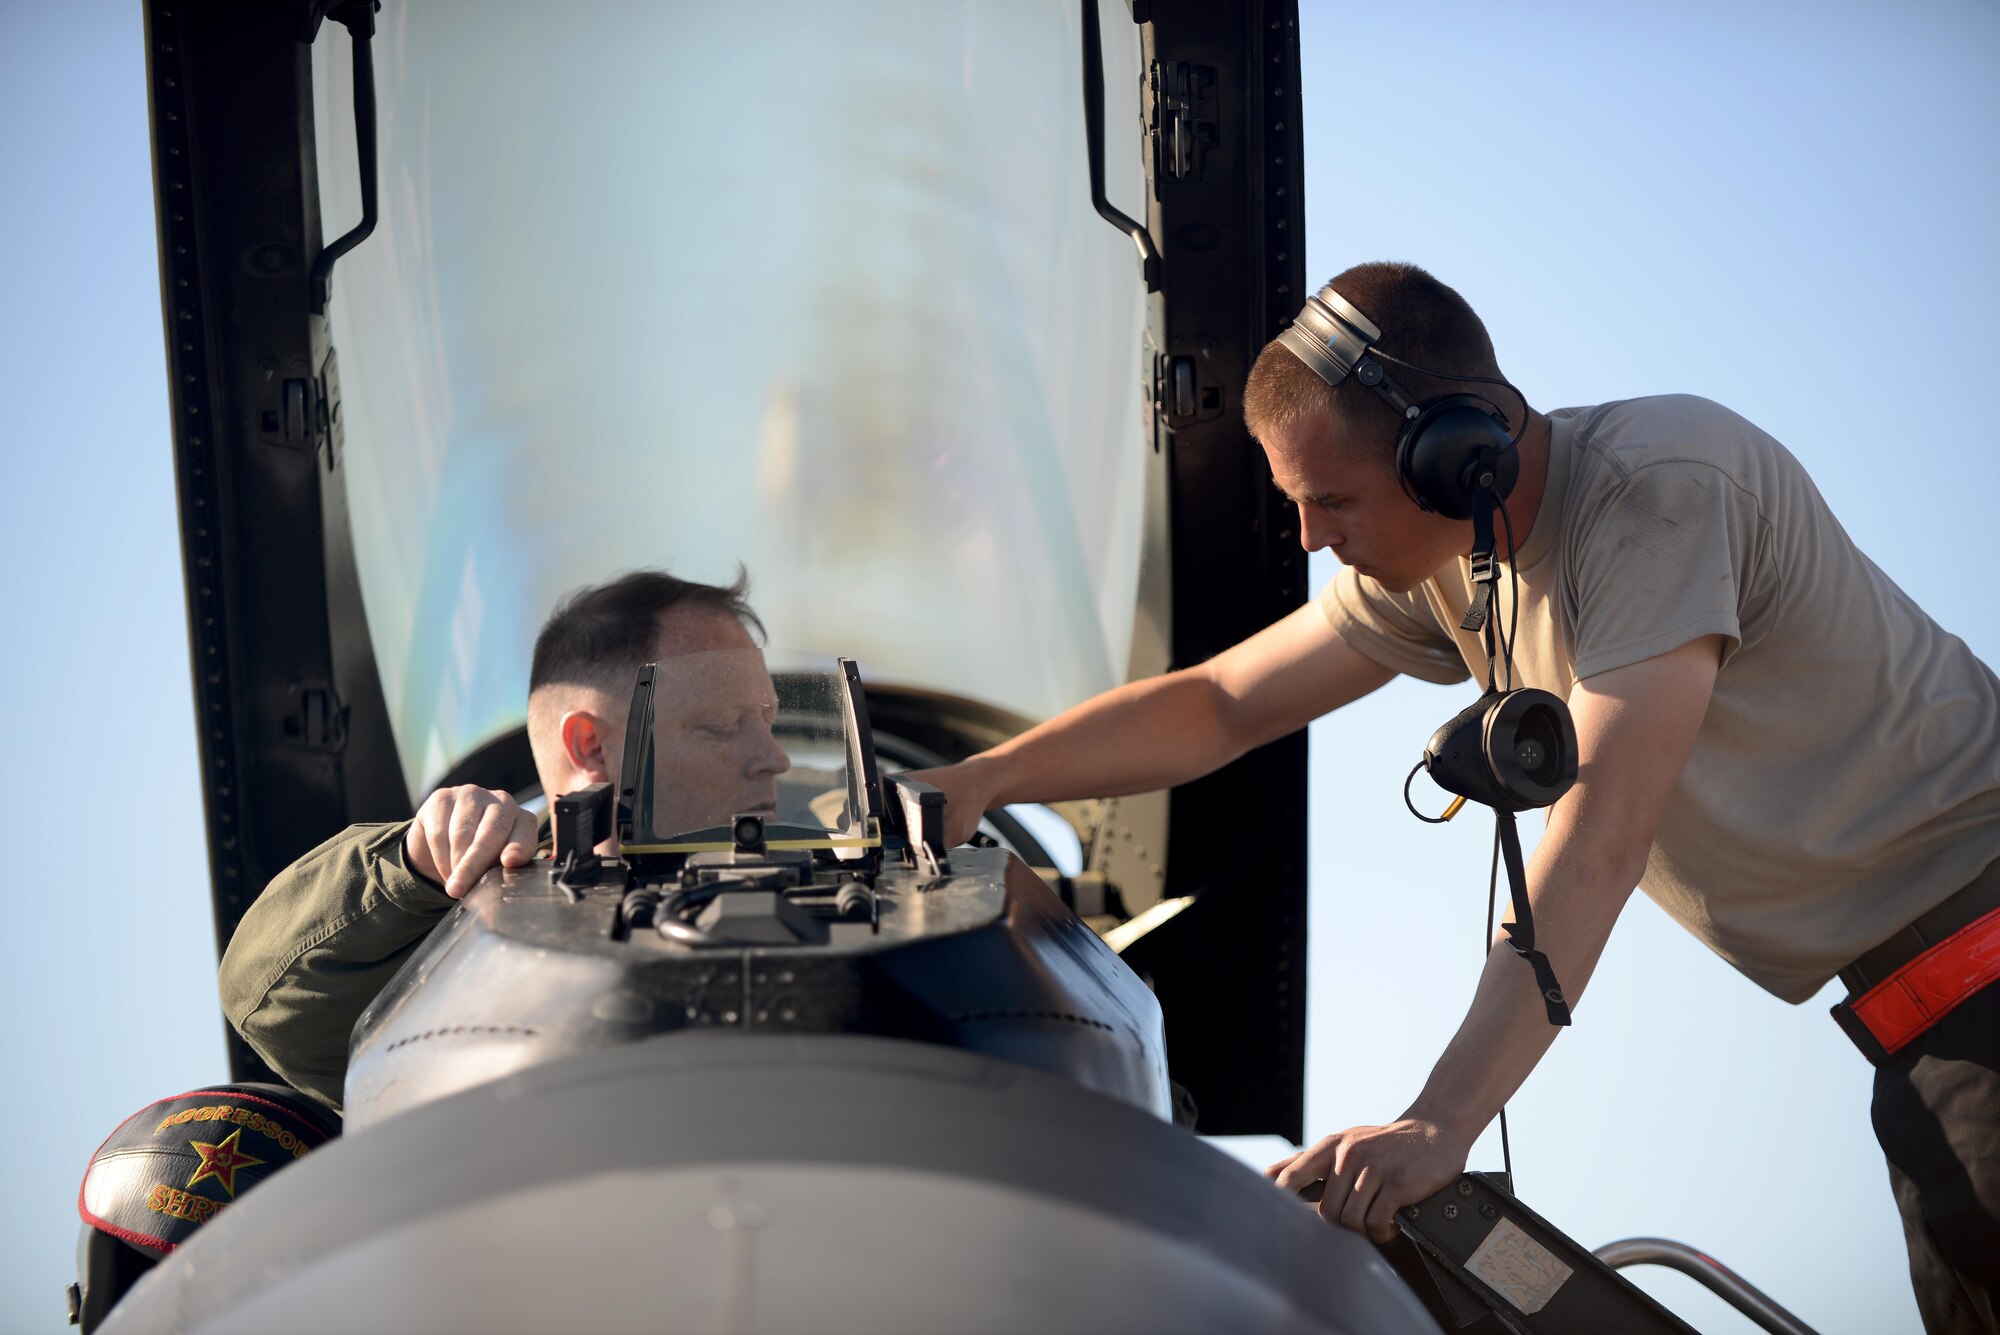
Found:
[1262,413,1465,593]
[645,611,790,837]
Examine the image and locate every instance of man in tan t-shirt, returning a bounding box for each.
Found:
[912,262,2000,1333]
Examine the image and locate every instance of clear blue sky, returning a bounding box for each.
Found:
[2,2,1994,1331]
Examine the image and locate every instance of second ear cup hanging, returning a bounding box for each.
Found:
[1423,688,1578,813]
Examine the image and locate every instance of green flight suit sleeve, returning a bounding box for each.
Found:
[218,821,454,1114]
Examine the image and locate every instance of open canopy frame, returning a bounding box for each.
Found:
[145,0,1310,1139]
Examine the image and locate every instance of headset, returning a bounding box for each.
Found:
[1277,281,1577,1031]
[1277,285,1520,521]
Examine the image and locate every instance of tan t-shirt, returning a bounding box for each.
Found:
[1322,394,2000,1002]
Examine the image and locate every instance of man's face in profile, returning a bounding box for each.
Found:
[1261,412,1465,593]
[645,610,790,837]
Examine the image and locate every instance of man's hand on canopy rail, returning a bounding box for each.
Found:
[404,785,540,899]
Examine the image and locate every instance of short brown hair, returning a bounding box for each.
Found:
[529,567,765,699]
[1243,262,1512,459]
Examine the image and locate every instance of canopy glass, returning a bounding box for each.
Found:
[311,1,1151,795]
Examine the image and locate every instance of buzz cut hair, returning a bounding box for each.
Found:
[1242,261,1510,460]
[528,567,766,701]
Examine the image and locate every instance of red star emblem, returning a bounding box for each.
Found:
[186,1127,267,1198]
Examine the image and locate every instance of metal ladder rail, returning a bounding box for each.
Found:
[1593,1238,1823,1335]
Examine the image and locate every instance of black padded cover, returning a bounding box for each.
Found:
[78,1084,337,1257]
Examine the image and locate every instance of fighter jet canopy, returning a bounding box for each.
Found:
[149,0,1309,1137]
[312,5,1151,787]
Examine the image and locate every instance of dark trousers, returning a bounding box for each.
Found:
[1872,978,2000,1334]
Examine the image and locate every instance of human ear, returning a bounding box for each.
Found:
[559,710,615,785]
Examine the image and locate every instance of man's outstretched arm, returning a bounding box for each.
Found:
[1269,633,1725,1239]
[911,600,1397,845]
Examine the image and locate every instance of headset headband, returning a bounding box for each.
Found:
[1275,284,1382,388]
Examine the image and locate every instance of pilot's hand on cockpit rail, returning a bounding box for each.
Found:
[901,762,994,849]
[1264,1115,1470,1244]
[404,785,541,900]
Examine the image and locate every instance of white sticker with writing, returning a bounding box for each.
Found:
[1464,1217,1573,1314]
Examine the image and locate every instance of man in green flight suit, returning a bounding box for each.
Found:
[219,569,790,1111]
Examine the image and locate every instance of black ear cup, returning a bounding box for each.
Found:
[1422,688,1578,812]
[1395,394,1518,519]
